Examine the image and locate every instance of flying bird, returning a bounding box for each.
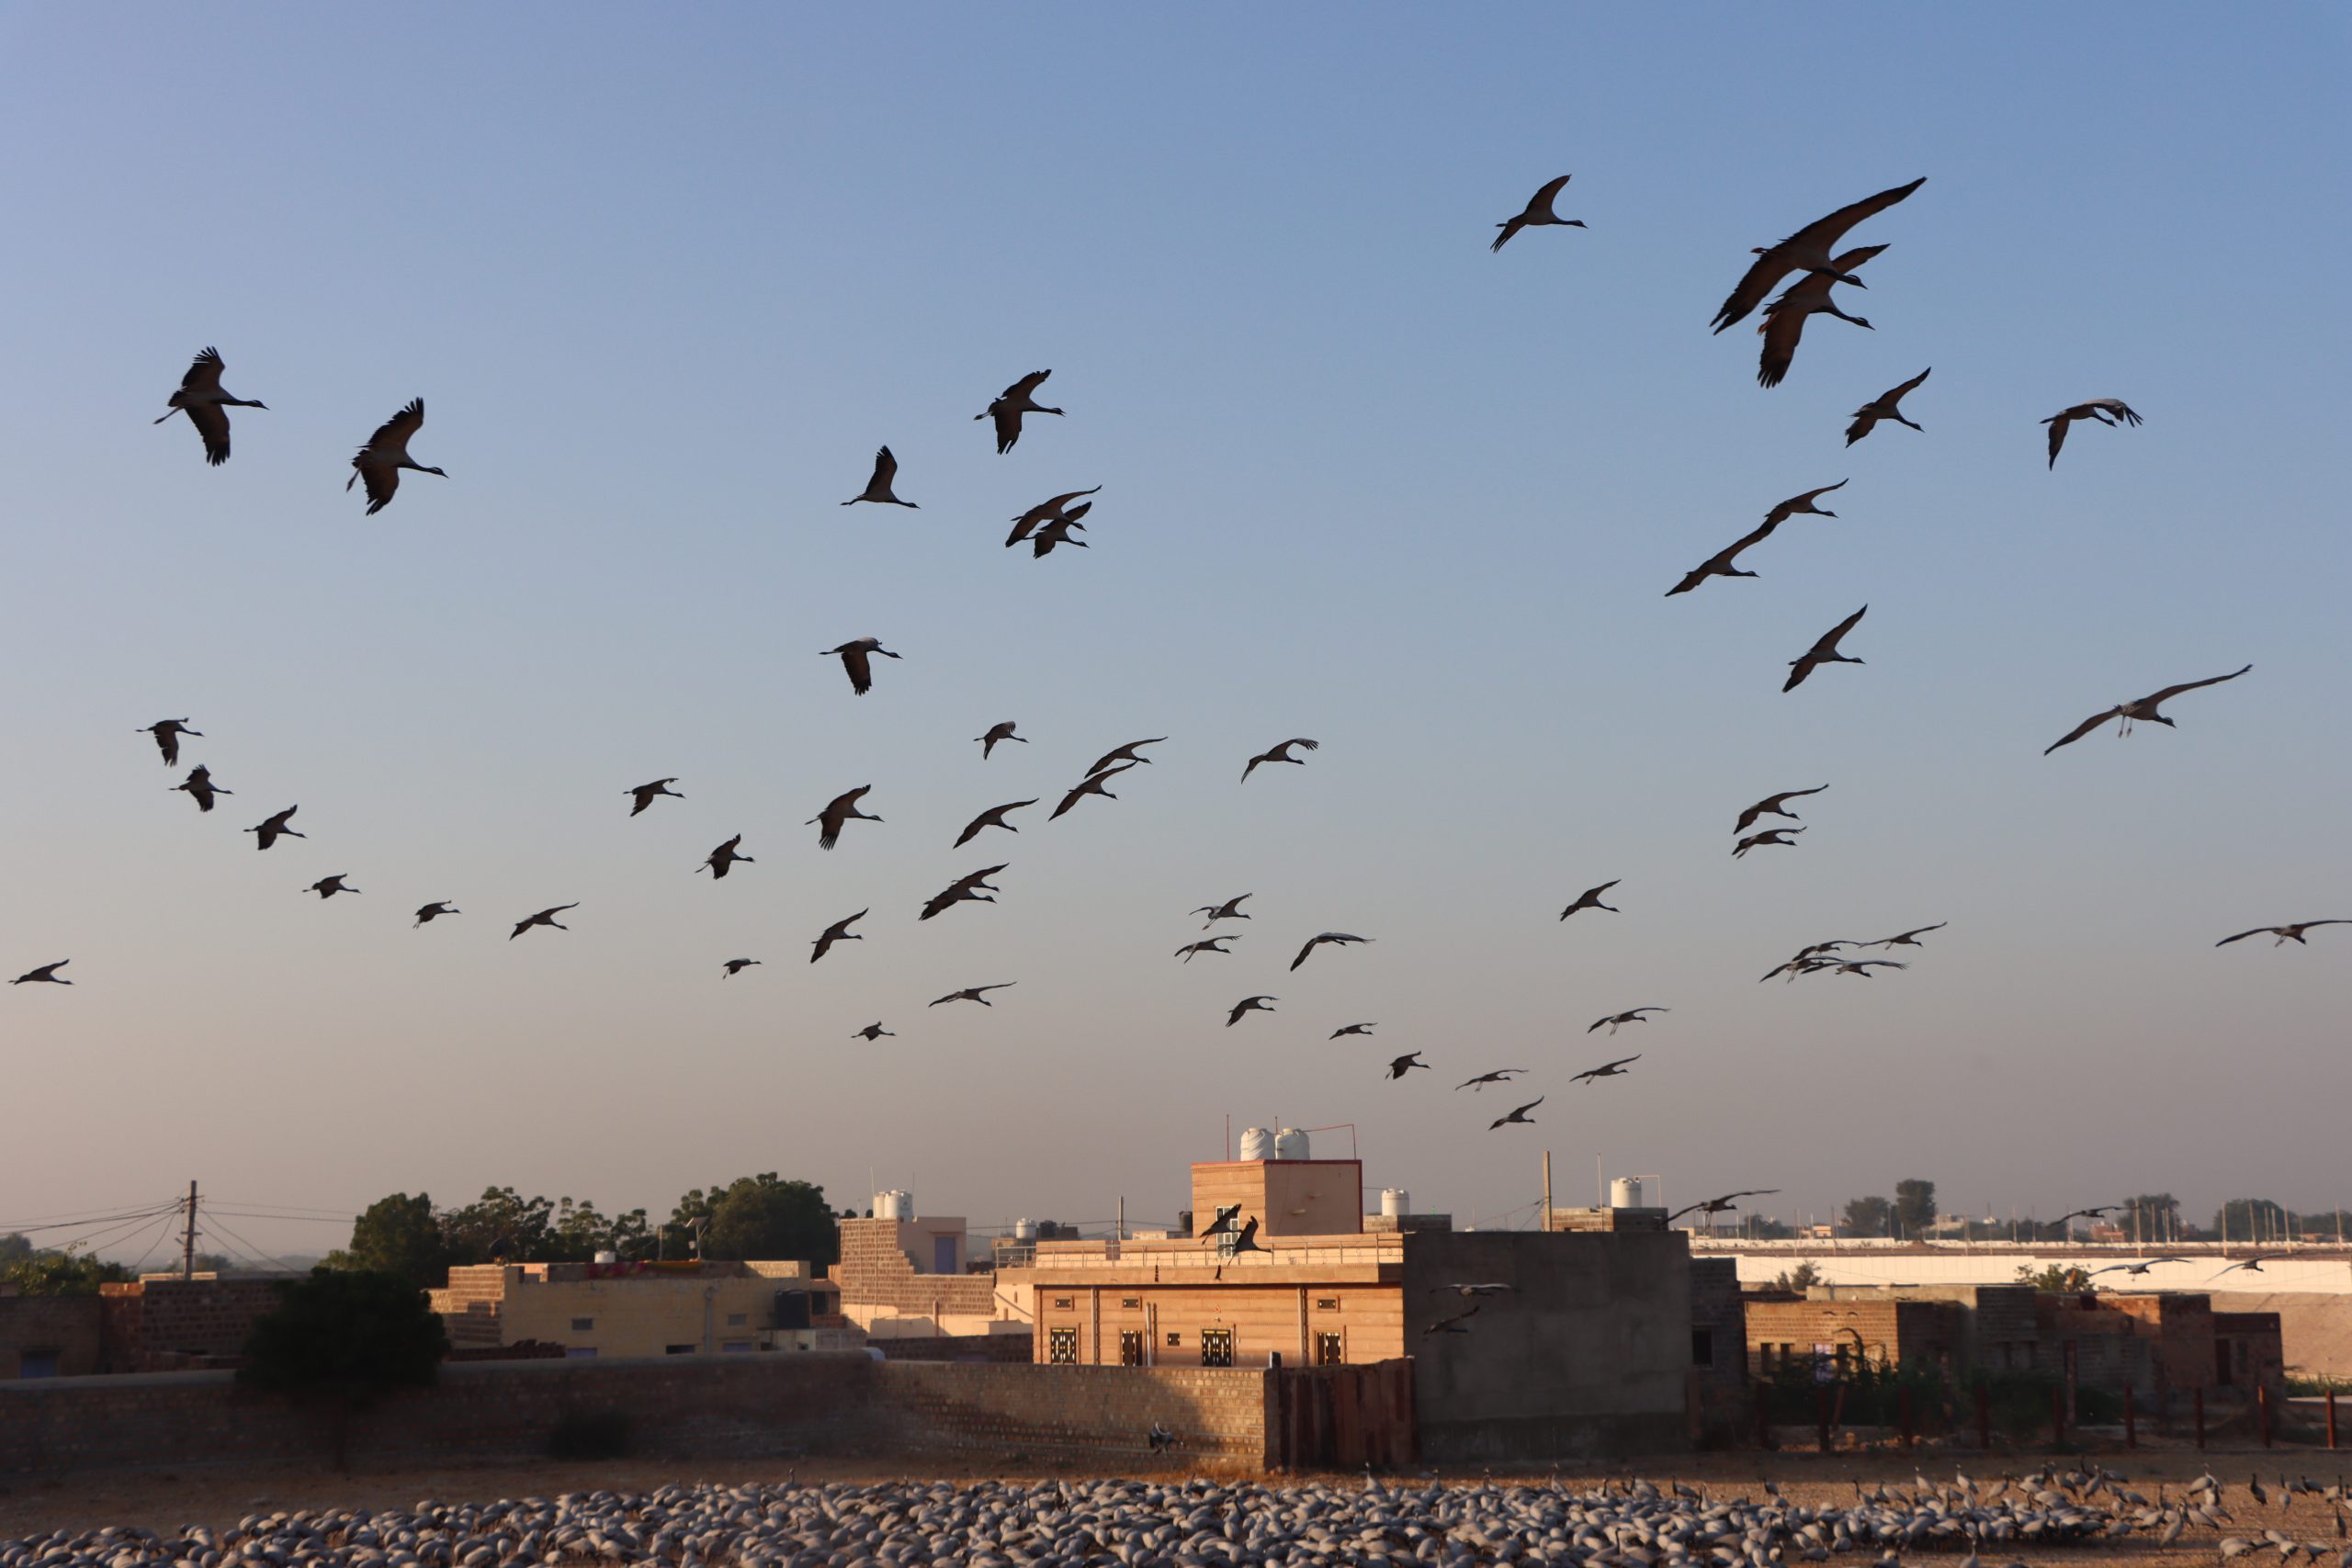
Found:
[698,834,754,879]
[1865,922,1947,948]
[1329,1022,1376,1038]
[1291,931,1372,971]
[245,806,302,850]
[1572,1054,1642,1083]
[2043,665,2252,754]
[1454,1069,1528,1091]
[1241,738,1318,782]
[1559,881,1621,919]
[1782,604,1869,693]
[920,865,1005,920]
[2216,920,2351,948]
[1488,1097,1544,1131]
[1710,176,1925,333]
[2211,1255,2284,1280]
[1754,244,1882,388]
[1194,894,1253,928]
[626,778,683,816]
[1050,761,1134,819]
[930,983,1015,1008]
[1028,512,1089,559]
[1385,1052,1430,1080]
[1490,174,1585,253]
[1174,937,1238,963]
[1830,959,1906,976]
[2042,399,2143,468]
[977,370,1062,454]
[808,785,881,849]
[852,1022,894,1041]
[1664,517,1781,596]
[1196,1202,1243,1239]
[975,721,1025,759]
[1228,1216,1264,1254]
[509,904,578,940]
[174,765,231,812]
[1430,1282,1517,1298]
[954,799,1035,847]
[1846,368,1931,446]
[723,959,761,976]
[140,719,201,768]
[413,902,459,928]
[2086,1257,2190,1278]
[1736,786,1828,833]
[1005,487,1102,547]
[1734,827,1805,857]
[1758,955,1840,983]
[1086,738,1166,777]
[1668,1190,1780,1224]
[1147,1421,1175,1454]
[1423,1303,1482,1337]
[304,874,360,898]
[1587,1010,1665,1035]
[822,637,900,696]
[2053,1206,2117,1228]
[1761,479,1849,527]
[154,348,266,466]
[11,962,71,986]
[841,446,917,508]
[346,399,446,514]
[810,910,866,963]
[1226,995,1277,1028]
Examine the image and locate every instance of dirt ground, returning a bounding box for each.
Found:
[4,1443,2347,1551]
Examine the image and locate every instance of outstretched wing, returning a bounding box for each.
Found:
[187,400,232,466]
[871,446,897,490]
[2139,664,2252,707]
[2043,412,2070,468]
[364,398,424,453]
[181,347,226,391]
[2042,705,2123,754]
[1005,369,1052,400]
[842,646,874,695]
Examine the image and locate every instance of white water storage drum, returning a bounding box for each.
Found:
[1238,1126,1276,1161]
[1380,1188,1409,1218]
[1273,1127,1311,1161]
[1609,1178,1643,1209]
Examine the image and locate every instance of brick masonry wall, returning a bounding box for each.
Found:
[835,1219,998,1317]
[878,1362,1270,1465]
[0,1296,106,1379]
[872,1333,1035,1363]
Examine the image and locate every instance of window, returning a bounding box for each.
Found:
[726,1312,748,1327]
[1315,1332,1344,1367]
[1121,1297,1141,1309]
[1047,1327,1079,1365]
[17,1351,60,1379]
[1691,1328,1714,1368]
[1200,1328,1235,1367]
[665,1343,696,1355]
[1119,1330,1145,1367]
[1165,1331,1182,1347]
[721,1339,753,1353]
[571,1317,594,1332]
[565,1346,598,1359]
[1315,1297,1340,1312]
[1052,1296,1074,1310]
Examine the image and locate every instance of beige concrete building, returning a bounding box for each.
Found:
[835,1211,1033,1341]
[432,1260,853,1358]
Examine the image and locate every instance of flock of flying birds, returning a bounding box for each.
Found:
[10,175,2342,1218]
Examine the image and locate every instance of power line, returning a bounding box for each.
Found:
[121,1209,187,1276]
[2,1201,186,1237]
[203,1209,350,1224]
[33,1204,189,1258]
[196,1205,304,1274]
[209,1200,356,1218]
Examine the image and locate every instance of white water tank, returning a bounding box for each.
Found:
[875,1190,912,1220]
[593,1249,618,1265]
[1380,1188,1409,1218]
[1012,1217,1037,1242]
[1238,1126,1276,1161]
[1609,1177,1644,1209]
[1273,1127,1311,1161]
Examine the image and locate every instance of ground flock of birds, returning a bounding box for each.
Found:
[11,175,2346,1179]
[11,1469,2352,1568]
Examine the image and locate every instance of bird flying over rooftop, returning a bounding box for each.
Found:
[346,399,446,514]
[842,446,917,508]
[154,349,265,466]
[1423,1303,1481,1336]
[822,637,900,697]
[2043,665,2252,754]
[1668,1190,1780,1223]
[977,370,1062,454]
[1242,738,1317,782]
[2042,399,2143,468]
[1782,605,1869,693]
[1711,177,1924,333]
[1291,931,1372,971]
[1847,368,1930,446]
[140,719,200,768]
[1491,174,1584,253]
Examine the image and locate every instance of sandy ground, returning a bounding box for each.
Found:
[4,1442,2349,1547]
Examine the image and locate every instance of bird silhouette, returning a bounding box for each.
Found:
[921,865,1005,921]
[245,806,303,850]
[842,446,917,507]
[1196,1202,1242,1239]
[1423,1303,1481,1336]
[808,785,881,849]
[1194,894,1253,928]
[2042,399,2143,468]
[976,722,1026,759]
[626,778,683,816]
[155,348,266,465]
[1385,1052,1430,1080]
[413,902,459,928]
[1030,513,1089,558]
[1847,368,1930,445]
[2044,665,2252,754]
[822,638,900,696]
[977,370,1062,454]
[930,983,1015,1008]
[1330,1022,1376,1038]
[954,799,1036,848]
[1242,738,1317,782]
[1755,245,1882,388]
[1588,1009,1665,1035]
[139,719,200,768]
[510,904,578,940]
[810,910,866,963]
[12,962,71,986]
[1735,827,1805,857]
[1006,487,1101,547]
[1454,1069,1527,1091]
[723,958,762,976]
[1783,605,1869,692]
[1226,995,1277,1027]
[1865,922,1947,948]
[1488,1097,1544,1130]
[1491,174,1584,252]
[304,874,359,899]
[1051,761,1135,819]
[1086,738,1166,777]
[1668,1190,1780,1224]
[173,765,231,813]
[1735,786,1827,833]
[1559,881,1621,920]
[698,834,754,879]
[2217,919,2351,948]
[1174,938,1238,963]
[1711,177,1925,333]
[1292,931,1372,971]
[1572,1053,1642,1082]
[852,1022,895,1041]
[346,399,446,514]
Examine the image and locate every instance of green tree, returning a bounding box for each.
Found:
[2122,1193,2181,1242]
[240,1269,448,1470]
[1894,1179,1938,1235]
[2018,1263,2094,1292]
[328,1192,447,1288]
[1771,1259,1823,1292]
[0,1232,31,1263]
[701,1174,839,1264]
[437,1187,557,1262]
[2213,1197,2288,1244]
[550,1197,652,1261]
[1840,1196,1892,1237]
[1,1249,130,1295]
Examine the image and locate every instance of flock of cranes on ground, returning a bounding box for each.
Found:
[12,175,2341,1236]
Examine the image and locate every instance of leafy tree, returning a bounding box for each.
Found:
[2213,1198,2288,1243]
[0,1232,31,1262]
[438,1187,557,1263]
[1840,1196,1892,1237]
[701,1174,839,1264]
[2293,1208,2351,1241]
[240,1269,448,1470]
[2122,1193,2182,1241]
[2018,1263,2094,1292]
[329,1192,447,1288]
[2,1250,130,1295]
[1894,1179,1938,1235]
[550,1196,651,1261]
[1771,1260,1823,1292]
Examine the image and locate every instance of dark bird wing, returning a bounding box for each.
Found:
[840,645,874,695]
[1754,299,1811,389]
[2043,412,2072,468]
[1005,369,1051,400]
[988,402,1023,453]
[2086,398,2143,426]
[180,348,226,391]
[1710,179,1921,333]
[1290,936,1321,971]
[364,399,424,453]
[187,400,232,466]
[2213,928,2271,947]
[153,727,181,767]
[2137,664,2252,709]
[2043,705,2123,755]
[1814,604,1869,654]
[871,446,897,490]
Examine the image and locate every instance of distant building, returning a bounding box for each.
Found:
[834,1205,1030,1342]
[431,1259,850,1357]
[3,1273,288,1378]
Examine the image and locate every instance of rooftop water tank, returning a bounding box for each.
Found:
[593,1250,618,1265]
[875,1190,912,1220]
[1273,1127,1311,1161]
[1609,1177,1644,1209]
[1238,1125,1276,1161]
[1012,1217,1037,1242]
[1380,1188,1410,1218]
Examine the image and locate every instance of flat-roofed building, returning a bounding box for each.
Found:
[430,1259,848,1358]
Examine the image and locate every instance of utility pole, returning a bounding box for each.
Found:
[689,1216,707,1260]
[182,1179,198,1280]
[1542,1151,1553,1235]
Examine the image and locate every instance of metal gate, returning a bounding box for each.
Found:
[1269,1357,1416,1471]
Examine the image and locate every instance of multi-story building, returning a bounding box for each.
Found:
[431,1259,849,1357]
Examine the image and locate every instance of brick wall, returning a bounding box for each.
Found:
[0,1296,105,1379]
[872,1333,1035,1363]
[835,1219,998,1317]
[98,1279,286,1370]
[878,1362,1270,1465]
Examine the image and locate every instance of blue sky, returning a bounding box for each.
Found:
[4,6,2346,1259]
